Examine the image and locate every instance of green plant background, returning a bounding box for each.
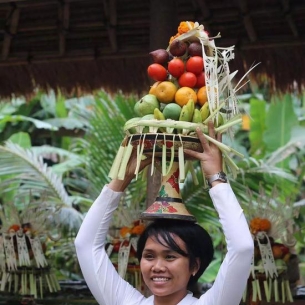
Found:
[0,89,304,287]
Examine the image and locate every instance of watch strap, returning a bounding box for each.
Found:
[207,171,227,187]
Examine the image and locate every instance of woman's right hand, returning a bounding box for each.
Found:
[109,149,152,192]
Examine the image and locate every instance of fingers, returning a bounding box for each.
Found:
[195,121,218,150]
[195,127,209,149]
[183,148,198,159]
[208,120,216,139]
[216,132,222,142]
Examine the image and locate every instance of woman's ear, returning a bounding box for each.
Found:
[192,258,201,276]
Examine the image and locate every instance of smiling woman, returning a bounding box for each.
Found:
[74,123,254,305]
[138,221,213,305]
[140,235,193,303]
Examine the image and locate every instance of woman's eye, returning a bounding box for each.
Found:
[166,255,176,260]
[143,254,154,260]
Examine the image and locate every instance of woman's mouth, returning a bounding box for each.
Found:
[151,277,170,282]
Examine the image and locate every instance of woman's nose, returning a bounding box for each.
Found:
[151,259,166,272]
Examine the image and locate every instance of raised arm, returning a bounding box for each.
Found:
[202,183,253,305]
[74,185,123,304]
[184,122,253,305]
[74,153,151,305]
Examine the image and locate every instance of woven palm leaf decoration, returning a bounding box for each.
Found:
[243,185,299,304]
[0,197,61,299]
[106,200,145,292]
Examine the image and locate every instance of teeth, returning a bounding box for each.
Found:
[152,277,169,282]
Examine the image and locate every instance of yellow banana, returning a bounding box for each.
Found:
[154,107,165,120]
[186,99,195,119]
[200,102,210,122]
[192,108,202,123]
[179,105,192,122]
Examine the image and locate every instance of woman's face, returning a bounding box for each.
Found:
[140,234,198,303]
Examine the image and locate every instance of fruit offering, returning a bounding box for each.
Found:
[109,21,251,182]
[0,207,61,298]
[106,220,145,292]
[243,187,298,304]
[125,21,248,137]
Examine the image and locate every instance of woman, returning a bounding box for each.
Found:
[75,122,254,305]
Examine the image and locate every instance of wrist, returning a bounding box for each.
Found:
[108,176,133,192]
[206,171,227,187]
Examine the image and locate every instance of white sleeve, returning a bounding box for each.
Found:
[200,183,254,305]
[74,186,146,305]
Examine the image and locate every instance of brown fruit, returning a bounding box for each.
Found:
[169,39,188,57]
[188,41,203,56]
[149,49,170,64]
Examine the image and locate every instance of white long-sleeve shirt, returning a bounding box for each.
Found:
[75,183,253,305]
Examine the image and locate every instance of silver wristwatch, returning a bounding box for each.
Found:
[208,171,227,187]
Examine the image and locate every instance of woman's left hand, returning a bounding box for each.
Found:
[184,121,223,179]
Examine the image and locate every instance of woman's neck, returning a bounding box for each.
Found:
[154,290,188,305]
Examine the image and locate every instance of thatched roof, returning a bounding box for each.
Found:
[0,0,305,98]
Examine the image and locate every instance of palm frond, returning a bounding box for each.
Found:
[0,142,83,230]
[84,91,145,201]
[0,142,71,204]
[31,145,86,174]
[182,154,298,227]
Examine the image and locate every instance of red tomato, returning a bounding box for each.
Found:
[186,56,204,75]
[178,72,197,88]
[168,58,185,78]
[195,71,206,88]
[147,63,167,81]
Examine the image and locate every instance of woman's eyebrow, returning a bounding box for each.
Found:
[143,248,176,254]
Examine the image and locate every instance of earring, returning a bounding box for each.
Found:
[192,272,196,276]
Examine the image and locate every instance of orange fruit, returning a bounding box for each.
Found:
[175,87,197,107]
[149,81,161,95]
[197,86,208,106]
[154,81,178,104]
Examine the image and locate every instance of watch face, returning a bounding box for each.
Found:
[219,172,227,181]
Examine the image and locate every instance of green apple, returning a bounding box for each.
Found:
[134,94,160,116]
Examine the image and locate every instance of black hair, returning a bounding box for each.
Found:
[137,219,214,289]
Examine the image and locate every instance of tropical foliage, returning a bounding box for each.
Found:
[0,90,304,283]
